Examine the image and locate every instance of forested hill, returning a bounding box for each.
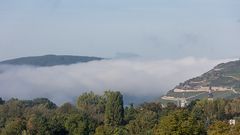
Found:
[162,59,240,104]
[0,55,103,67]
[175,59,240,90]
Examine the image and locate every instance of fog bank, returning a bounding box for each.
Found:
[0,58,232,105]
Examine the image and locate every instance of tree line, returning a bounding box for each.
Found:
[1,91,240,135]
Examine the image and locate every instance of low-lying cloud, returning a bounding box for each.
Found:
[0,58,232,105]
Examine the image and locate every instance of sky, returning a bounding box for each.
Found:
[0,0,240,104]
[0,0,240,60]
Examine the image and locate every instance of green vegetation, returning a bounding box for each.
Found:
[1,91,240,135]
[104,91,124,126]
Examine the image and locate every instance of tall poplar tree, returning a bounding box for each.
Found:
[104,91,124,126]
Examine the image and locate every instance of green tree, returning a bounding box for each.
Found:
[77,92,105,123]
[48,115,68,135]
[1,118,26,135]
[113,126,128,135]
[231,121,240,134]
[225,98,240,118]
[213,99,226,120]
[31,98,57,110]
[139,102,162,114]
[207,121,230,135]
[56,102,78,114]
[94,125,112,135]
[127,110,157,135]
[154,110,206,135]
[64,113,93,135]
[26,114,50,135]
[95,125,128,135]
[124,103,137,123]
[104,91,124,126]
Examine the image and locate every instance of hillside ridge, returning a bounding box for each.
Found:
[0,55,103,67]
[161,59,240,106]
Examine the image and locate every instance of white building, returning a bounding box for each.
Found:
[229,119,236,125]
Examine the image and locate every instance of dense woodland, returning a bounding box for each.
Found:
[1,91,240,135]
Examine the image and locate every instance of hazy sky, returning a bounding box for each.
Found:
[0,0,240,60]
[0,0,239,104]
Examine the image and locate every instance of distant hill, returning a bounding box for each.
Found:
[161,59,240,105]
[0,55,103,67]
